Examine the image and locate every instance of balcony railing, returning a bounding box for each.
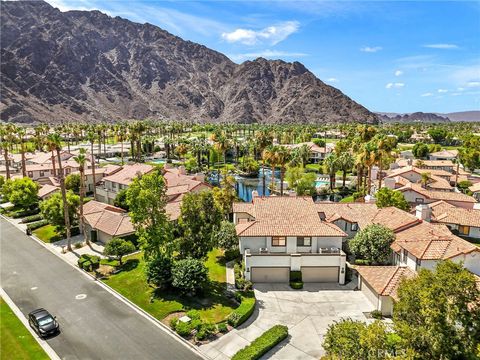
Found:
[244,247,342,256]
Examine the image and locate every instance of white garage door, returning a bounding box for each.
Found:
[251,267,289,283]
[301,267,338,283]
[361,277,379,308]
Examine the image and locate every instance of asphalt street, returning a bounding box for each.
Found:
[0,217,203,360]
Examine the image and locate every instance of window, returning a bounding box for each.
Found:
[415,198,424,204]
[297,237,311,246]
[351,223,359,231]
[272,236,286,247]
[402,249,408,262]
[40,171,44,177]
[459,225,470,236]
[416,258,421,268]
[28,171,33,178]
[318,212,326,221]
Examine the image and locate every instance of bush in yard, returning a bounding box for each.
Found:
[40,191,80,233]
[186,309,201,320]
[196,322,217,341]
[217,322,228,333]
[21,214,43,223]
[175,321,192,337]
[78,254,100,271]
[290,282,303,289]
[370,310,383,320]
[3,178,39,209]
[227,291,256,327]
[349,224,395,265]
[232,325,288,360]
[171,258,208,296]
[212,220,239,253]
[103,237,135,266]
[169,317,178,329]
[27,220,49,231]
[145,254,172,289]
[290,271,302,282]
[11,207,40,219]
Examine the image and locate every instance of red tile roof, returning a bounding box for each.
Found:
[429,201,480,227]
[233,196,346,237]
[102,164,154,186]
[83,201,134,237]
[357,266,415,300]
[398,183,477,203]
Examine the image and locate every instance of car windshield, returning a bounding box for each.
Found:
[37,315,54,326]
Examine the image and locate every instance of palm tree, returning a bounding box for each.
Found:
[255,131,273,195]
[275,147,291,196]
[362,142,378,195]
[211,132,231,184]
[86,131,97,199]
[421,172,431,188]
[73,149,88,243]
[324,153,339,191]
[337,151,355,189]
[176,142,189,162]
[262,145,278,192]
[16,126,28,177]
[0,125,15,180]
[45,134,58,177]
[47,133,72,251]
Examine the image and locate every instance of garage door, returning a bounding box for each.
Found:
[361,278,379,308]
[301,267,338,283]
[251,267,289,283]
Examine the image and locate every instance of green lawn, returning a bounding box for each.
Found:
[340,195,354,203]
[33,225,61,243]
[0,298,49,360]
[103,249,236,323]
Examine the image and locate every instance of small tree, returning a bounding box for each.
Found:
[375,187,410,211]
[114,188,129,211]
[213,220,238,252]
[65,173,81,194]
[5,177,39,208]
[145,254,173,289]
[412,143,429,159]
[40,191,80,233]
[103,237,135,265]
[349,224,395,265]
[171,258,208,295]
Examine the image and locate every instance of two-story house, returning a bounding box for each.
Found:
[233,196,347,284]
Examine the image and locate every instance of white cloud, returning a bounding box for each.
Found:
[228,50,307,62]
[423,43,459,49]
[221,21,299,45]
[457,87,465,91]
[437,89,448,93]
[394,70,403,77]
[421,92,433,97]
[451,93,462,96]
[326,78,338,83]
[467,81,480,88]
[360,46,382,53]
[386,82,404,89]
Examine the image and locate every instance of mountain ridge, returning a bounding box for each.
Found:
[0,1,378,125]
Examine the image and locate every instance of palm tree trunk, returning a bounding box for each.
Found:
[90,143,96,199]
[51,151,56,177]
[342,170,347,188]
[21,142,27,178]
[56,149,72,251]
[455,161,460,187]
[378,157,383,190]
[280,168,285,196]
[356,164,362,192]
[121,140,124,165]
[367,166,372,195]
[3,149,10,180]
[80,168,87,245]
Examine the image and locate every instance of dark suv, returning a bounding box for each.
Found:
[28,308,60,337]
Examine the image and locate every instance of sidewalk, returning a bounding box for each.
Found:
[225,260,236,292]
[46,235,106,266]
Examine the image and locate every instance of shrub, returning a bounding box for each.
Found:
[169,317,178,329]
[290,271,302,282]
[371,310,383,320]
[217,322,228,333]
[232,325,288,360]
[146,254,172,288]
[290,282,303,290]
[175,321,192,337]
[77,254,100,271]
[103,237,136,265]
[21,214,43,223]
[27,220,49,231]
[12,207,40,219]
[196,322,216,341]
[74,242,83,249]
[186,309,201,320]
[171,258,208,296]
[224,248,241,262]
[228,291,256,327]
[354,259,371,265]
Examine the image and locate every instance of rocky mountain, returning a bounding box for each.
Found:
[377,112,450,123]
[0,1,378,125]
[443,111,480,122]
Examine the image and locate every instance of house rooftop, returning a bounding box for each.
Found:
[101,163,154,186]
[233,196,346,237]
[429,200,480,228]
[397,183,477,203]
[83,200,134,237]
[356,266,415,300]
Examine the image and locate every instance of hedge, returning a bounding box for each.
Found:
[227,291,256,327]
[232,325,288,360]
[11,208,40,219]
[26,220,49,231]
[290,271,302,282]
[290,281,303,289]
[21,214,43,223]
[78,254,100,272]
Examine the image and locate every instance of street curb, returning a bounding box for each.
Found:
[0,214,210,360]
[0,287,61,360]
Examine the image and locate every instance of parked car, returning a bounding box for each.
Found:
[28,308,59,337]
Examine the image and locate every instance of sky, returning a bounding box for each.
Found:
[46,0,480,114]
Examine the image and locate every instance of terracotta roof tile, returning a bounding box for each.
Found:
[398,183,476,203]
[357,266,415,300]
[102,164,154,186]
[429,201,480,227]
[82,200,134,237]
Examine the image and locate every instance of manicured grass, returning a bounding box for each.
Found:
[0,298,49,360]
[340,195,354,203]
[103,249,235,323]
[32,224,61,243]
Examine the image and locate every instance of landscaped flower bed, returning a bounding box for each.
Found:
[232,325,288,360]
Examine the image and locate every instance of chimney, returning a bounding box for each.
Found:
[178,166,186,175]
[371,166,379,180]
[193,173,205,182]
[407,159,413,166]
[384,177,396,190]
[415,204,431,222]
[364,194,376,203]
[252,190,259,198]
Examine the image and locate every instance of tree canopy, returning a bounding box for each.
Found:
[126,169,172,259]
[375,187,410,211]
[40,191,80,231]
[103,238,135,265]
[2,177,39,208]
[349,224,395,265]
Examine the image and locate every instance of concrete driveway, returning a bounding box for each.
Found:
[200,282,374,360]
